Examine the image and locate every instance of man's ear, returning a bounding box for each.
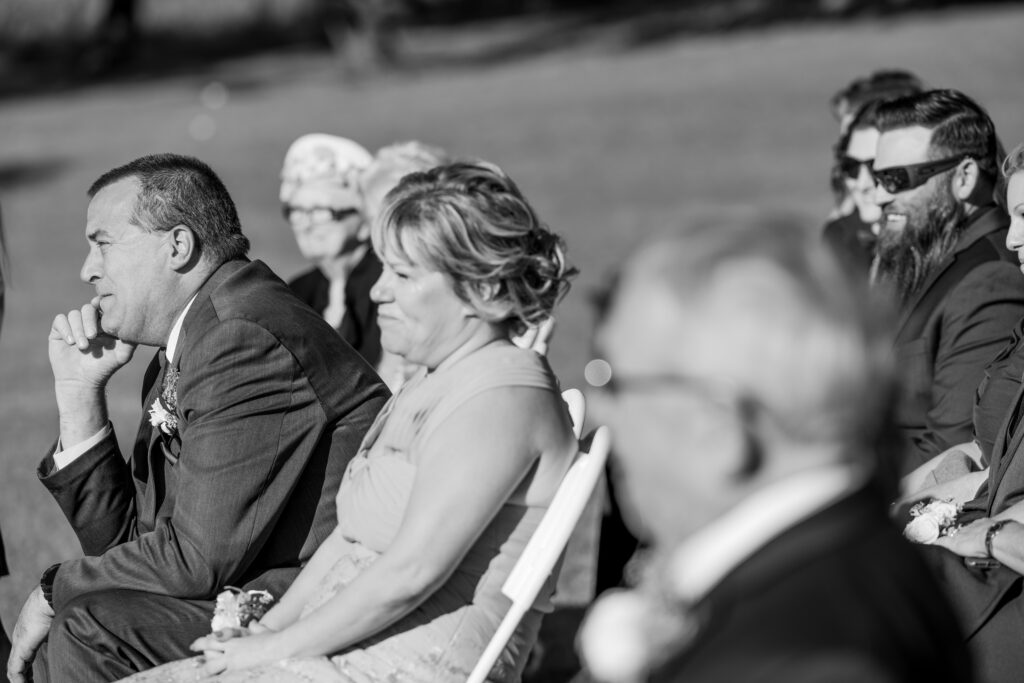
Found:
[165,225,199,271]
[952,157,981,202]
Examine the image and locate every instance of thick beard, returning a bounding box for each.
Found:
[872,186,967,309]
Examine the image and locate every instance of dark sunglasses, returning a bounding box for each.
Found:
[838,156,873,180]
[871,155,965,194]
[281,205,361,224]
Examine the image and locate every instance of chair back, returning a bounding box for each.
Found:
[466,426,611,683]
[561,388,586,439]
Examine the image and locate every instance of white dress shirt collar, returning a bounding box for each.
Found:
[165,294,198,365]
[667,462,869,604]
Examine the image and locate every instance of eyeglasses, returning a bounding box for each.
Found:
[585,358,750,407]
[870,155,965,194]
[282,205,361,227]
[838,156,873,180]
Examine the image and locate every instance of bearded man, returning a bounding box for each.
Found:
[872,89,1024,477]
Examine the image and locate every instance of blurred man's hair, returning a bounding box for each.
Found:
[89,153,250,265]
[633,215,897,464]
[876,89,1002,178]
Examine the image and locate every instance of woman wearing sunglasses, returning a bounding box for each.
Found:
[823,100,891,277]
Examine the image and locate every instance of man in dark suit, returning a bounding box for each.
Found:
[577,216,971,682]
[5,154,389,682]
[871,89,1024,477]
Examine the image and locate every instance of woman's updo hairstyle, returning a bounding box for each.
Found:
[373,161,577,336]
[1002,142,1024,179]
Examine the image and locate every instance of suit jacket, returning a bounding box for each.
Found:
[288,250,383,368]
[894,206,1024,476]
[651,486,972,683]
[38,259,389,613]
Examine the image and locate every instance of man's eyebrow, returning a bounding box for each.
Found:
[86,228,110,241]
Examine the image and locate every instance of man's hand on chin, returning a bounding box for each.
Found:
[6,587,55,683]
[49,299,137,446]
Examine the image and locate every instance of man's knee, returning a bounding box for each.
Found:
[50,590,123,650]
[47,590,213,681]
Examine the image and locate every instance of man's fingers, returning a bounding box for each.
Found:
[81,303,101,341]
[50,314,76,345]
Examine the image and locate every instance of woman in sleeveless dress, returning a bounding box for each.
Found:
[120,161,577,683]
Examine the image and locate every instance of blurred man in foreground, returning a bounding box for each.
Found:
[871,89,1024,476]
[577,216,971,682]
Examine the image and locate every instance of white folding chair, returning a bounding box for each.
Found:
[466,426,611,683]
[561,388,586,439]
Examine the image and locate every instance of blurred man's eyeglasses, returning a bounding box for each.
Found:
[584,358,748,408]
[870,155,965,194]
[838,156,873,180]
[282,205,360,227]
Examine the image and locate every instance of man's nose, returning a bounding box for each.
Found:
[80,249,100,284]
[873,184,894,207]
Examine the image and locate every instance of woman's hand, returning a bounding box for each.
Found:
[933,518,990,558]
[192,628,284,677]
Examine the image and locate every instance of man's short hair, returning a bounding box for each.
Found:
[875,89,1002,177]
[89,154,250,265]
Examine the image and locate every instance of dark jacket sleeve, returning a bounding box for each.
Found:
[915,263,1024,463]
[46,320,331,612]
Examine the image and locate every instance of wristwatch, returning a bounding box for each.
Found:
[985,520,1011,559]
[39,563,61,610]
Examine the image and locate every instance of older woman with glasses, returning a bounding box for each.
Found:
[280,134,383,367]
[120,161,578,683]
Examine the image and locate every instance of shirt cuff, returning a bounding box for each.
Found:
[53,423,113,471]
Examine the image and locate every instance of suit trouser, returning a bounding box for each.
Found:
[34,589,214,683]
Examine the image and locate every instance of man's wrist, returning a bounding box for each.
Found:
[39,563,61,611]
[55,381,109,446]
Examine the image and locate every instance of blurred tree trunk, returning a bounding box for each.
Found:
[86,0,138,74]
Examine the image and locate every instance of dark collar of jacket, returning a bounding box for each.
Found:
[170,258,252,370]
[895,205,1010,342]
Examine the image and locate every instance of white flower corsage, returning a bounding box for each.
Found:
[148,368,179,436]
[579,588,697,683]
[210,587,275,631]
[904,498,962,544]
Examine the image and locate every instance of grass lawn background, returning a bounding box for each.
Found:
[2,3,1024,630]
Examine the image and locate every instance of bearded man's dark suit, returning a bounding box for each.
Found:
[919,378,1024,683]
[650,486,972,683]
[894,206,1024,477]
[35,259,389,682]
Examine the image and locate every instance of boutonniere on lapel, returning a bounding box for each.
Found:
[149,366,179,436]
[578,584,700,682]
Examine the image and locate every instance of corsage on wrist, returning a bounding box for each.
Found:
[211,587,276,631]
